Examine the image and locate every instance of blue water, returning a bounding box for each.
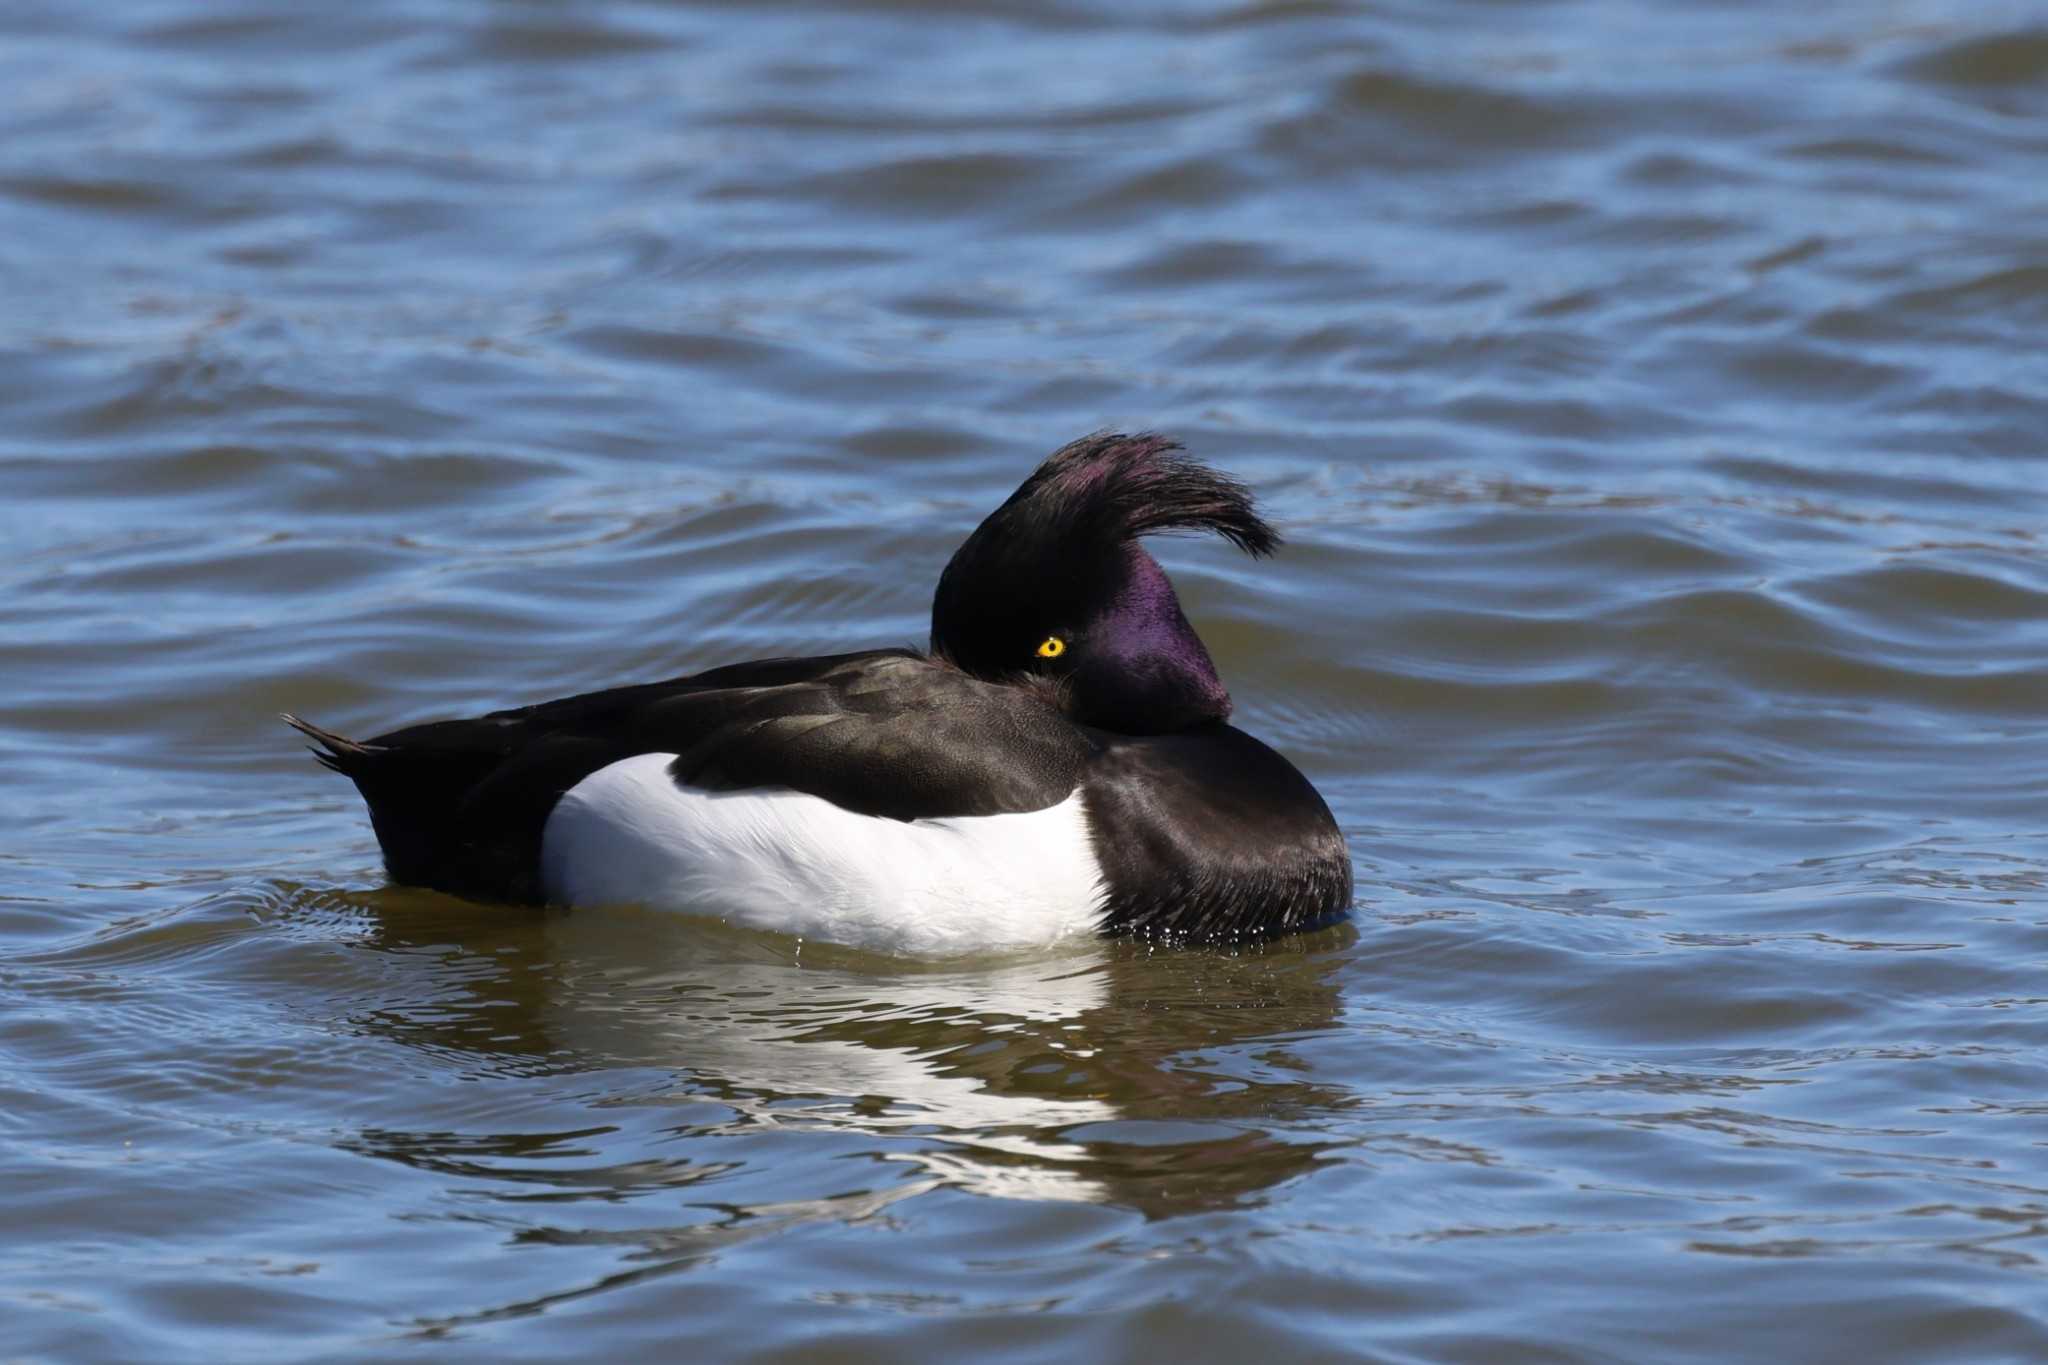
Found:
[3,2,2046,1360]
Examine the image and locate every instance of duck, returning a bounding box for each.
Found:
[287,433,1352,954]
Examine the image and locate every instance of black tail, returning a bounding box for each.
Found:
[282,713,382,777]
[284,712,549,901]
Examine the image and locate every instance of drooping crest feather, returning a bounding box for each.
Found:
[999,432,1279,561]
[935,435,1277,606]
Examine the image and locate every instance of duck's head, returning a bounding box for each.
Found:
[930,433,1278,735]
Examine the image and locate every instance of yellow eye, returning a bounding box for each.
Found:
[1036,635,1066,659]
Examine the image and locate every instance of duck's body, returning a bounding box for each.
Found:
[292,435,1351,950]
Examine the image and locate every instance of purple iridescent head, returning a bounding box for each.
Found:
[930,433,1279,734]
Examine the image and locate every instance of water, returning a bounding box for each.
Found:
[4,0,2046,1359]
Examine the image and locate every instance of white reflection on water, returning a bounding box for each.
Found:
[539,914,1119,1205]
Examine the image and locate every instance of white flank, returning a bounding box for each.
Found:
[539,753,1106,955]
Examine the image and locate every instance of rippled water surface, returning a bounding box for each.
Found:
[5,1,2048,1359]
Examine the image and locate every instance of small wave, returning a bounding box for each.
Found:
[1896,28,2048,90]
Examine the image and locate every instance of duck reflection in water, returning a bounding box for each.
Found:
[327,889,1354,1254]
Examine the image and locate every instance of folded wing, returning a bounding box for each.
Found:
[289,650,1094,904]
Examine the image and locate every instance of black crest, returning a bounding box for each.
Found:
[982,432,1278,563]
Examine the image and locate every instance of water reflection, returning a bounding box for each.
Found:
[332,888,1356,1227]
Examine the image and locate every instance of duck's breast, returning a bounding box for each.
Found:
[539,753,1106,955]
